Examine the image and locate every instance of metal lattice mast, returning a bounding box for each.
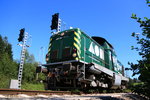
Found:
[18,32,28,89]
[57,18,61,32]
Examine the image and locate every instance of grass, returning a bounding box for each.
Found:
[122,89,132,93]
[22,82,45,90]
[0,74,11,89]
[71,89,81,94]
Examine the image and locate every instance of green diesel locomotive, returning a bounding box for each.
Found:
[43,28,129,89]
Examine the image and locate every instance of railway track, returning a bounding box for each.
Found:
[0,89,148,100]
[0,89,72,95]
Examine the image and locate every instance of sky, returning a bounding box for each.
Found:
[0,0,149,78]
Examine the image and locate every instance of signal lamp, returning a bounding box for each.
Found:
[36,66,41,73]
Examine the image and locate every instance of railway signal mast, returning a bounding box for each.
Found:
[17,28,29,89]
[50,13,61,33]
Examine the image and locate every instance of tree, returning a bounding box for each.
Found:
[0,35,17,88]
[0,34,44,89]
[129,0,150,97]
[0,35,13,60]
[22,50,38,83]
[25,50,35,64]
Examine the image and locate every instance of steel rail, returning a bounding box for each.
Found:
[0,89,72,95]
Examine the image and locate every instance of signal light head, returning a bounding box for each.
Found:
[18,28,25,42]
[50,13,59,30]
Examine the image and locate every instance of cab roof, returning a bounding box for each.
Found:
[92,36,114,49]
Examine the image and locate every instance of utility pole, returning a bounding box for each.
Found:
[17,28,29,89]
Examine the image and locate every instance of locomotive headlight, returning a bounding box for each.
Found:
[72,53,77,57]
[61,32,65,36]
[46,58,49,62]
[46,54,49,62]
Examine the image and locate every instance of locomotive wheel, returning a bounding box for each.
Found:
[81,83,87,89]
[72,79,77,88]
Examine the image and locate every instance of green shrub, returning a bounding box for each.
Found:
[0,74,10,88]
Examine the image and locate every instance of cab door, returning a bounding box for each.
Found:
[61,33,74,61]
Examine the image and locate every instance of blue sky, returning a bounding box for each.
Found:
[0,0,149,78]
